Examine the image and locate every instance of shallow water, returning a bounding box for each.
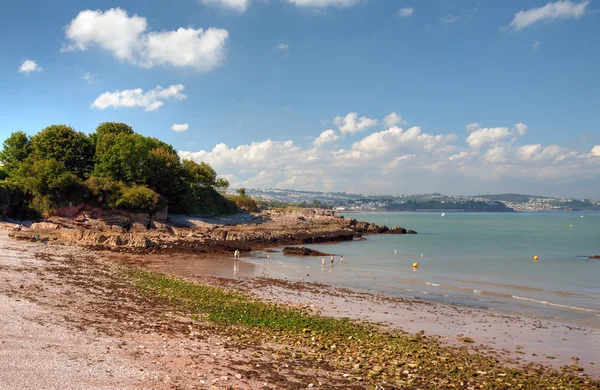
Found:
[248,212,600,325]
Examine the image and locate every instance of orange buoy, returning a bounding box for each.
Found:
[533,255,539,261]
[413,262,419,268]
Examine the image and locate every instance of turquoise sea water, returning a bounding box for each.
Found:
[249,212,600,325]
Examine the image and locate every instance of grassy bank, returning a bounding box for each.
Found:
[129,270,598,389]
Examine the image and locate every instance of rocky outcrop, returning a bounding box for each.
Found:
[8,208,417,253]
[283,246,330,256]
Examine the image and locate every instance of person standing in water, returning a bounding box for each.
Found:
[321,256,325,266]
[340,255,344,264]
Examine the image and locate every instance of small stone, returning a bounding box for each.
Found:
[308,383,314,388]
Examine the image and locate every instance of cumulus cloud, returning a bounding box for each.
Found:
[466,123,528,149]
[466,123,482,133]
[507,0,589,31]
[514,123,529,136]
[200,0,250,13]
[18,60,42,74]
[397,7,414,17]
[92,84,187,111]
[313,129,339,147]
[177,118,600,196]
[172,123,189,132]
[383,112,405,127]
[62,8,228,71]
[286,0,360,8]
[333,112,378,134]
[466,127,513,149]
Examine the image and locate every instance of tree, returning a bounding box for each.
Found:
[94,133,177,185]
[29,125,94,178]
[92,122,135,153]
[236,188,247,197]
[16,159,83,213]
[0,131,31,172]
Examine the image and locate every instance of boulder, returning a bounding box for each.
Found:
[283,246,330,256]
[388,226,407,234]
[30,222,61,230]
[407,229,418,234]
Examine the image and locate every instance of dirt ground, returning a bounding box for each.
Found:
[0,232,355,390]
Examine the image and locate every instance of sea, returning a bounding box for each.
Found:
[247,212,600,326]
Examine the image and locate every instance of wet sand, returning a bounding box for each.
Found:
[139,251,600,377]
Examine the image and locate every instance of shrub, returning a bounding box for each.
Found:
[115,185,166,214]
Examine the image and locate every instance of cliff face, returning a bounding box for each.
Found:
[9,208,416,253]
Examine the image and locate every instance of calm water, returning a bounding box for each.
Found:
[249,212,600,325]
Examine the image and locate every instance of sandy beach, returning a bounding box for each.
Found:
[1,226,599,389]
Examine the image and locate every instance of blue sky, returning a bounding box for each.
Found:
[1,0,599,197]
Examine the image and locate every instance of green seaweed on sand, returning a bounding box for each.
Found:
[129,269,599,389]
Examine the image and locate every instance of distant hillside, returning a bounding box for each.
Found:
[384,200,514,212]
[473,194,548,203]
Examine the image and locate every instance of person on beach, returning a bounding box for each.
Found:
[330,256,334,265]
[340,255,344,264]
[321,256,325,266]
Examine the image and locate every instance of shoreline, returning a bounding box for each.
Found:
[136,251,600,377]
[1,231,599,389]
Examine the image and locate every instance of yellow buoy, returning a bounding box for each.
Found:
[533,255,539,261]
[413,262,419,268]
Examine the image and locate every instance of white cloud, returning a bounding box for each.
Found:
[383,112,406,127]
[92,84,187,111]
[465,123,482,133]
[274,43,289,51]
[507,0,589,31]
[449,151,469,161]
[286,0,360,8]
[62,8,228,72]
[466,123,528,149]
[333,112,378,134]
[18,60,42,74]
[383,154,415,173]
[172,123,189,132]
[514,123,529,136]
[200,0,250,13]
[533,40,541,50]
[177,117,600,197]
[397,7,414,17]
[466,127,512,149]
[313,129,339,147]
[81,72,95,84]
[441,14,460,23]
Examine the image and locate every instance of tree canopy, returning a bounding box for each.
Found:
[0,122,235,218]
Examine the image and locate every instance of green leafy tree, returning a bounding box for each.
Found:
[236,188,247,197]
[94,133,176,185]
[29,125,94,178]
[16,159,83,214]
[84,176,124,207]
[92,122,135,154]
[146,147,187,209]
[0,131,31,172]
